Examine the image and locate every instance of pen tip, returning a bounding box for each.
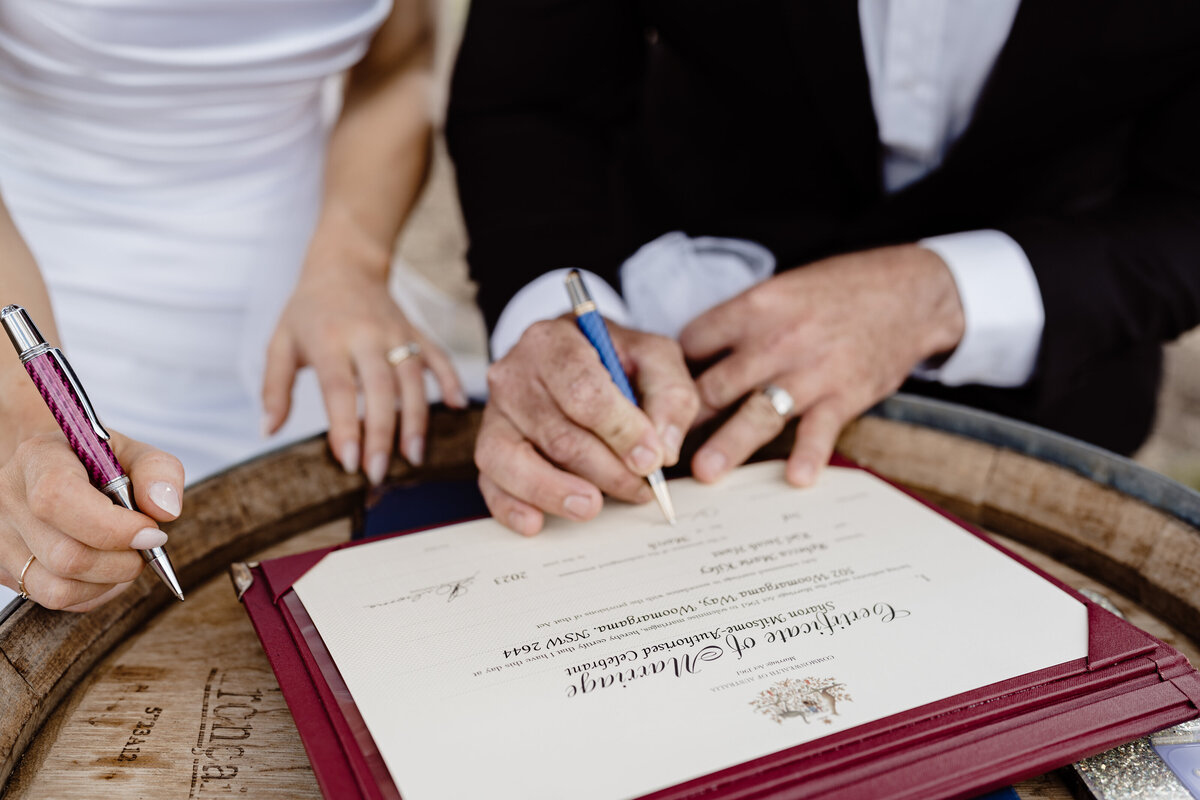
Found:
[648,471,677,526]
[165,576,185,602]
[146,554,186,602]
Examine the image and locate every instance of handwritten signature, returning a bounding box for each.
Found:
[365,573,477,609]
[675,506,719,523]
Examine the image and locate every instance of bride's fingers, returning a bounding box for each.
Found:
[61,581,134,613]
[421,337,467,409]
[262,329,301,436]
[355,342,399,485]
[9,553,128,611]
[395,351,428,467]
[111,433,185,521]
[312,349,363,474]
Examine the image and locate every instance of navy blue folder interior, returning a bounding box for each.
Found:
[351,478,489,541]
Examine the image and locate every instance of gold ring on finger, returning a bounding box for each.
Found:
[386,342,422,366]
[18,554,35,600]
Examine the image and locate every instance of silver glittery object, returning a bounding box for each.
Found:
[1070,591,1199,799]
[1073,728,1196,800]
[1153,719,1200,744]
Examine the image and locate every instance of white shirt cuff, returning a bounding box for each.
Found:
[490,268,632,361]
[620,232,776,340]
[914,229,1044,387]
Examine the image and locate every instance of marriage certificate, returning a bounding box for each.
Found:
[292,463,1088,800]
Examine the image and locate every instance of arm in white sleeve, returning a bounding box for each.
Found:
[913,229,1044,387]
[490,231,775,361]
[489,268,632,361]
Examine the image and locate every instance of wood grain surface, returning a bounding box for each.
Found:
[5,522,347,800]
[0,406,481,794]
[2,405,1197,800]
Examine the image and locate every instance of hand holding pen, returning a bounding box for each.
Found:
[0,305,184,610]
[565,270,676,524]
[474,269,700,535]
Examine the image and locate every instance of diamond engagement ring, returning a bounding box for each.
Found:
[761,383,796,419]
[18,554,35,600]
[385,342,422,366]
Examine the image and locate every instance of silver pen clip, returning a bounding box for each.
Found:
[50,349,111,441]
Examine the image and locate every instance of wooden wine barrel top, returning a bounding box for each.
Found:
[2,395,1198,799]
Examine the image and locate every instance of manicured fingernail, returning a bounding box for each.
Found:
[507,509,538,536]
[405,436,425,466]
[696,449,727,480]
[661,424,684,462]
[367,453,389,486]
[147,481,182,518]
[131,528,169,550]
[563,494,593,519]
[791,461,816,486]
[339,442,360,474]
[453,389,469,408]
[630,444,658,473]
[260,413,273,437]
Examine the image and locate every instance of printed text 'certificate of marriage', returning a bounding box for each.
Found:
[293,463,1088,800]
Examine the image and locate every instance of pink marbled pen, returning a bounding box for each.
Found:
[1,305,184,602]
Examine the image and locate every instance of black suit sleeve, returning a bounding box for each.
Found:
[445,0,645,332]
[997,49,1200,440]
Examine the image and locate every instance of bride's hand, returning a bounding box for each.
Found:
[262,216,466,485]
[0,428,184,611]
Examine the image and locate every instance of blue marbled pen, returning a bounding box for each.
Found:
[565,270,677,525]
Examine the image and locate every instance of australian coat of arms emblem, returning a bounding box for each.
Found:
[750,677,852,725]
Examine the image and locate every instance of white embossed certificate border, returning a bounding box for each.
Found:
[293,462,1088,800]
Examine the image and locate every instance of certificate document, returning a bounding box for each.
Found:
[293,463,1088,800]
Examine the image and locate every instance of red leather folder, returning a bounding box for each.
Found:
[237,460,1200,800]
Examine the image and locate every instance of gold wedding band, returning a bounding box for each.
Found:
[17,554,35,600]
[761,383,796,419]
[386,342,422,366]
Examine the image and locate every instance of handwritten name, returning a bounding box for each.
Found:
[365,573,477,608]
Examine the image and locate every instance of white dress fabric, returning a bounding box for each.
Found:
[0,0,390,482]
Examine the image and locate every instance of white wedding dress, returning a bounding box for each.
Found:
[0,0,391,482]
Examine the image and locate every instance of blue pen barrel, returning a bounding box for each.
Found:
[566,270,677,524]
[575,310,639,405]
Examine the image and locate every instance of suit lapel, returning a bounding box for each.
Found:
[860,0,1095,235]
[924,0,1087,179]
[782,0,881,201]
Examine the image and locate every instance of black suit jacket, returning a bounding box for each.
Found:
[446,0,1200,454]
